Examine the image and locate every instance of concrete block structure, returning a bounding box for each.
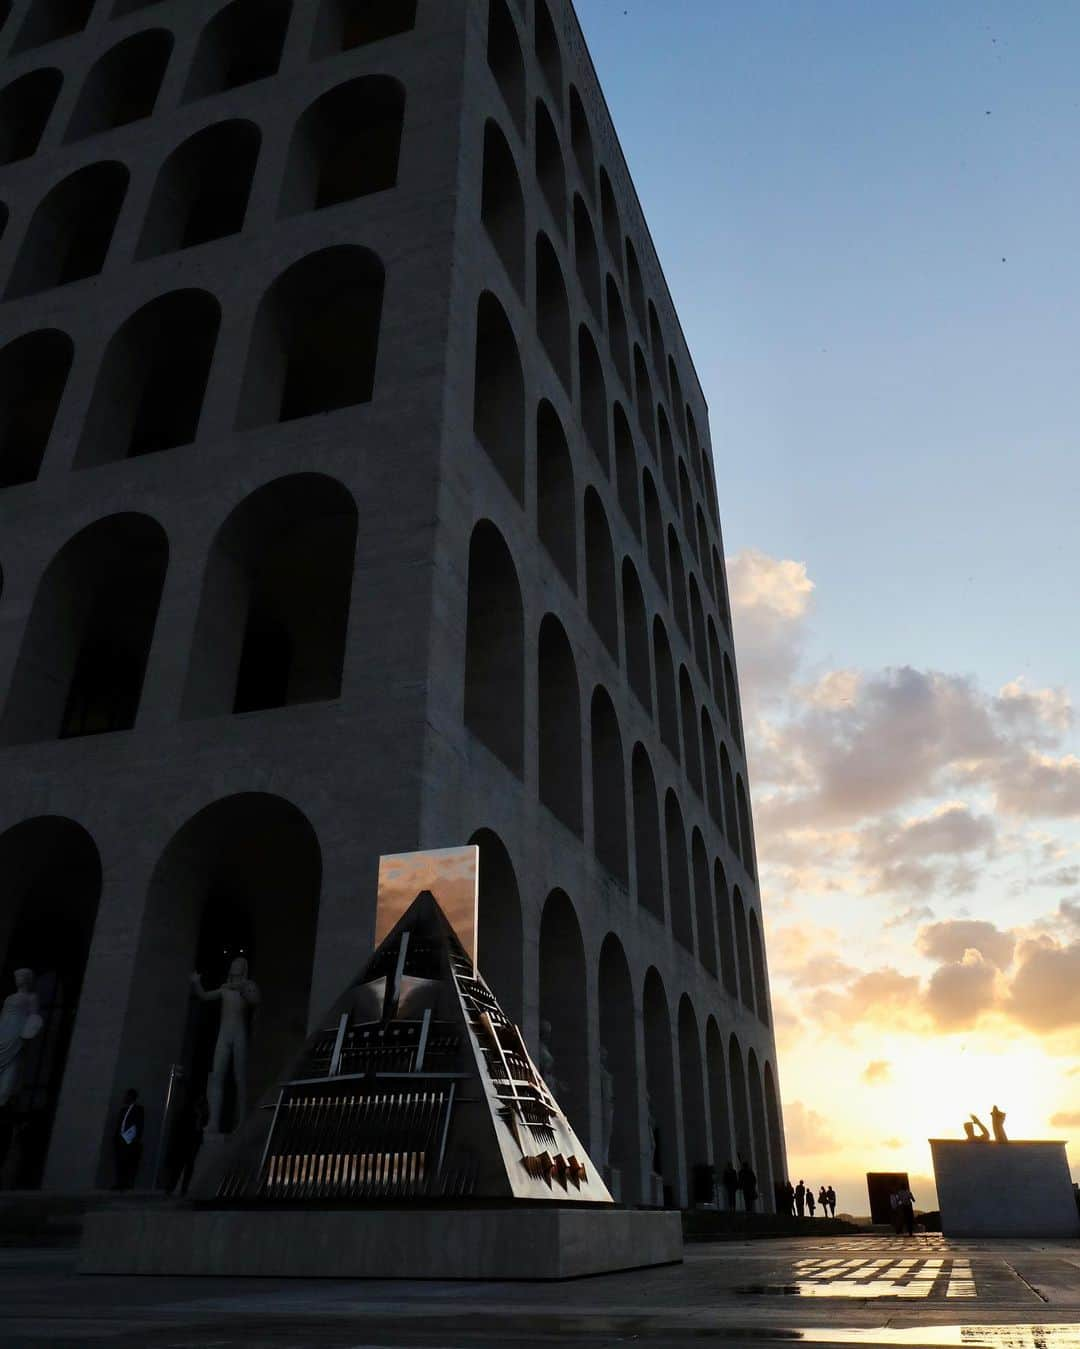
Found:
[931,1141,1080,1238]
[0,0,785,1207]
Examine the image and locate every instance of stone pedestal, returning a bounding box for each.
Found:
[930,1139,1079,1237]
[79,1206,683,1279]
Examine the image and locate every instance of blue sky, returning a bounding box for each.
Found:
[577,0,1080,690]
[576,1,1080,1207]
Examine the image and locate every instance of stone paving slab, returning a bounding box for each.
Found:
[1,1234,1079,1346]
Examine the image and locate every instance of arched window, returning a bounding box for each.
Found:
[701,707,723,829]
[473,292,524,502]
[669,358,686,443]
[706,1018,732,1177]
[733,889,754,1013]
[237,246,383,427]
[464,521,524,776]
[0,330,72,487]
[539,891,589,1139]
[7,162,128,298]
[600,167,620,270]
[715,546,732,634]
[0,68,62,164]
[736,775,755,877]
[487,0,524,136]
[678,996,708,1204]
[536,233,571,390]
[65,30,172,140]
[692,830,717,977]
[2,514,168,744]
[679,460,696,548]
[626,237,645,331]
[728,1033,750,1170]
[606,274,630,390]
[622,559,650,713]
[182,475,357,717]
[535,100,566,236]
[634,345,654,450]
[613,403,639,536]
[632,744,662,920]
[76,290,220,467]
[643,968,678,1203]
[648,300,666,384]
[591,687,628,885]
[470,828,523,1024]
[747,1049,772,1201]
[184,0,291,101]
[666,790,693,952]
[573,195,601,318]
[642,469,666,594]
[311,0,417,57]
[720,742,739,858]
[707,617,727,720]
[538,615,582,835]
[714,861,738,1000]
[763,1064,785,1204]
[749,909,769,1026]
[689,575,708,676]
[537,400,577,588]
[13,0,92,53]
[599,936,640,1201]
[280,77,404,216]
[679,665,701,796]
[481,120,525,296]
[658,406,676,500]
[535,0,562,109]
[653,617,679,759]
[138,121,259,257]
[568,84,593,195]
[697,508,712,591]
[113,0,167,13]
[578,325,608,472]
[668,526,689,640]
[725,653,743,748]
[584,487,617,660]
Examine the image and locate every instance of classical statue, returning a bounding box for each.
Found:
[991,1104,1008,1143]
[0,970,43,1108]
[968,1113,990,1141]
[598,1045,615,1171]
[190,957,260,1134]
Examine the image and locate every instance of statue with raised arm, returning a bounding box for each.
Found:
[990,1104,1007,1142]
[190,957,260,1134]
[0,970,43,1108]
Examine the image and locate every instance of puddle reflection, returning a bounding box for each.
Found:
[798,1326,1080,1347]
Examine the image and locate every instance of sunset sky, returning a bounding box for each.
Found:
[577,0,1080,1213]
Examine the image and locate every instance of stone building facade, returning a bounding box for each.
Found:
[0,0,785,1205]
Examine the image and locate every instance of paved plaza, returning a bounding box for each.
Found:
[0,1233,1079,1347]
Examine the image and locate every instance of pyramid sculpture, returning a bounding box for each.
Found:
[210,877,612,1204]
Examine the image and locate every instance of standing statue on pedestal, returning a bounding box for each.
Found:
[190,957,260,1134]
[597,1046,615,1172]
[0,970,43,1108]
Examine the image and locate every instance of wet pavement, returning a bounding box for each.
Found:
[0,1233,1078,1346]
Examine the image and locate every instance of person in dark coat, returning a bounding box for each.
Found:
[795,1178,806,1216]
[722,1161,739,1211]
[112,1088,144,1191]
[171,1095,209,1197]
[738,1159,757,1214]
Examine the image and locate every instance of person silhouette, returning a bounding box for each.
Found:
[738,1158,758,1214]
[826,1185,836,1217]
[806,1187,816,1217]
[794,1178,806,1216]
[722,1161,739,1211]
[818,1185,828,1216]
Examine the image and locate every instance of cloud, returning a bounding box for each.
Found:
[727,550,814,705]
[783,1100,839,1154]
[917,920,1015,970]
[924,950,999,1029]
[1007,937,1080,1031]
[881,1137,905,1149]
[810,967,925,1032]
[1049,1111,1080,1128]
[862,1060,891,1084]
[992,753,1080,818]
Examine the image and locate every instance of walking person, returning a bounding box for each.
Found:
[794,1178,806,1217]
[818,1185,828,1217]
[722,1161,739,1212]
[897,1185,916,1237]
[112,1088,144,1191]
[738,1158,758,1214]
[806,1186,816,1217]
[826,1184,836,1217]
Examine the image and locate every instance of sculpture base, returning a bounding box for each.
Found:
[78,1206,683,1279]
[930,1139,1079,1238]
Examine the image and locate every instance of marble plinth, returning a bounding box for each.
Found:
[930,1138,1079,1237]
[78,1206,683,1279]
